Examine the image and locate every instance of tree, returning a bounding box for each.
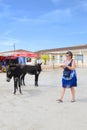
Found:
[41,54,50,65]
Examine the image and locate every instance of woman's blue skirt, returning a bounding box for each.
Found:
[62,70,77,88]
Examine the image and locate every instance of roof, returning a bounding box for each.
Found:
[36,44,87,54]
[0,49,39,58]
[1,44,87,55]
[0,49,32,54]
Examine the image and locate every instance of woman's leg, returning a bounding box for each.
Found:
[59,87,66,100]
[70,87,75,101]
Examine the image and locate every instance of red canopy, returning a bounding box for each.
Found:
[6,51,40,59]
[0,56,6,60]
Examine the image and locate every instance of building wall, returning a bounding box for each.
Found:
[83,52,87,66]
[42,49,87,67]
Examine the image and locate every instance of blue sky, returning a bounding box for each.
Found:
[0,0,87,52]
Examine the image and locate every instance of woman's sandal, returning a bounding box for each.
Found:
[56,99,63,102]
[71,100,76,103]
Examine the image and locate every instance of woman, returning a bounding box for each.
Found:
[57,51,77,102]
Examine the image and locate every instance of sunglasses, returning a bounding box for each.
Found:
[66,55,70,57]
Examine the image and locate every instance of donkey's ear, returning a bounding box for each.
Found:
[40,63,42,65]
[10,64,16,67]
[9,64,16,70]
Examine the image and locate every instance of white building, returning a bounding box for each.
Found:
[37,44,87,67]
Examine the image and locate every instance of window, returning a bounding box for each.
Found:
[59,55,63,63]
[77,54,83,61]
[76,54,83,63]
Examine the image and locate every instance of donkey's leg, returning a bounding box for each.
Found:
[22,75,26,86]
[35,74,39,86]
[13,78,17,94]
[18,78,22,94]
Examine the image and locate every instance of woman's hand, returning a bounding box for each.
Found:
[60,63,66,68]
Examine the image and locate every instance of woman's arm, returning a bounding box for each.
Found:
[66,60,76,70]
[60,60,76,70]
[60,60,66,69]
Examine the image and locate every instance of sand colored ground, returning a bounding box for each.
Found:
[0,67,87,130]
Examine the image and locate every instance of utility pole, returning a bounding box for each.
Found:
[13,43,15,53]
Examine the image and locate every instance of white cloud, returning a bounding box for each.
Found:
[0,30,15,41]
[0,1,10,18]
[51,0,61,4]
[11,8,72,25]
[0,0,3,3]
[0,37,20,47]
[12,16,33,23]
[38,8,72,23]
[79,0,87,11]
[69,31,87,35]
[1,41,14,46]
[72,0,87,12]
[3,30,13,36]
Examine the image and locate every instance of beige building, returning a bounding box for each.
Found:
[37,44,87,67]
